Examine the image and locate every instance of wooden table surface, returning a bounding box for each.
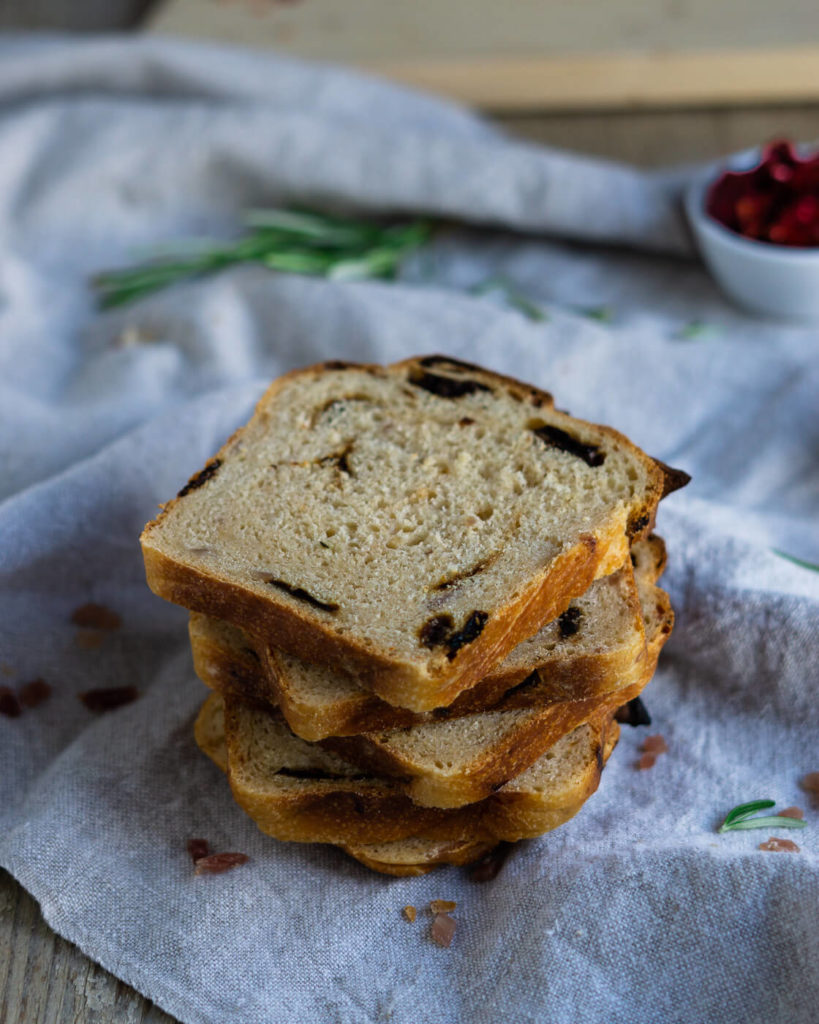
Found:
[0,870,173,1024]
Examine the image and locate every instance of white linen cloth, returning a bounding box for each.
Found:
[0,36,817,1024]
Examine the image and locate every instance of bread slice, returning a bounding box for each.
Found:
[318,543,671,807]
[195,692,618,846]
[143,357,681,711]
[194,697,572,876]
[190,538,669,808]
[340,713,619,873]
[189,537,661,741]
[341,836,496,877]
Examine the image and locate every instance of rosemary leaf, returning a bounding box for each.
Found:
[720,799,775,829]
[262,250,337,274]
[581,305,614,323]
[469,277,547,322]
[243,208,376,246]
[717,799,810,833]
[675,319,721,341]
[328,246,409,281]
[721,816,807,832]
[506,292,547,322]
[772,549,819,573]
[469,277,504,297]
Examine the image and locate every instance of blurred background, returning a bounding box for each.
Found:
[2,0,819,166]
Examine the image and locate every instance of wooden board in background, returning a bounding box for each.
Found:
[149,0,819,110]
[501,105,819,167]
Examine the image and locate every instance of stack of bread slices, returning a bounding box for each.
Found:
[141,356,688,876]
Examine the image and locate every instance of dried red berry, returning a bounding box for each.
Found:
[18,679,52,708]
[187,838,210,864]
[430,913,457,948]
[706,139,819,247]
[0,687,22,718]
[193,852,249,875]
[71,603,121,630]
[78,686,139,712]
[800,772,819,809]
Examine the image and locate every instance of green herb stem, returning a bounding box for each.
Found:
[675,319,721,341]
[720,816,806,832]
[772,549,819,573]
[718,799,807,833]
[721,799,775,827]
[92,209,433,309]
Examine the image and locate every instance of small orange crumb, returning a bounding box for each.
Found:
[18,679,51,708]
[429,900,457,914]
[642,735,668,755]
[636,734,668,770]
[759,837,800,853]
[431,913,457,948]
[75,629,104,650]
[71,603,121,630]
[778,807,804,819]
[799,773,819,809]
[402,905,416,923]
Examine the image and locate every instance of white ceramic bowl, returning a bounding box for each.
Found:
[685,160,819,321]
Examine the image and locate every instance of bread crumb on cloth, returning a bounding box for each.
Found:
[430,913,457,947]
[758,837,800,853]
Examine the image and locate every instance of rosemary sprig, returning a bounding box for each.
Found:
[718,799,807,833]
[92,209,433,309]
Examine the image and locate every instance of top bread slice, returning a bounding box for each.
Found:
[143,356,680,711]
[189,537,656,741]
